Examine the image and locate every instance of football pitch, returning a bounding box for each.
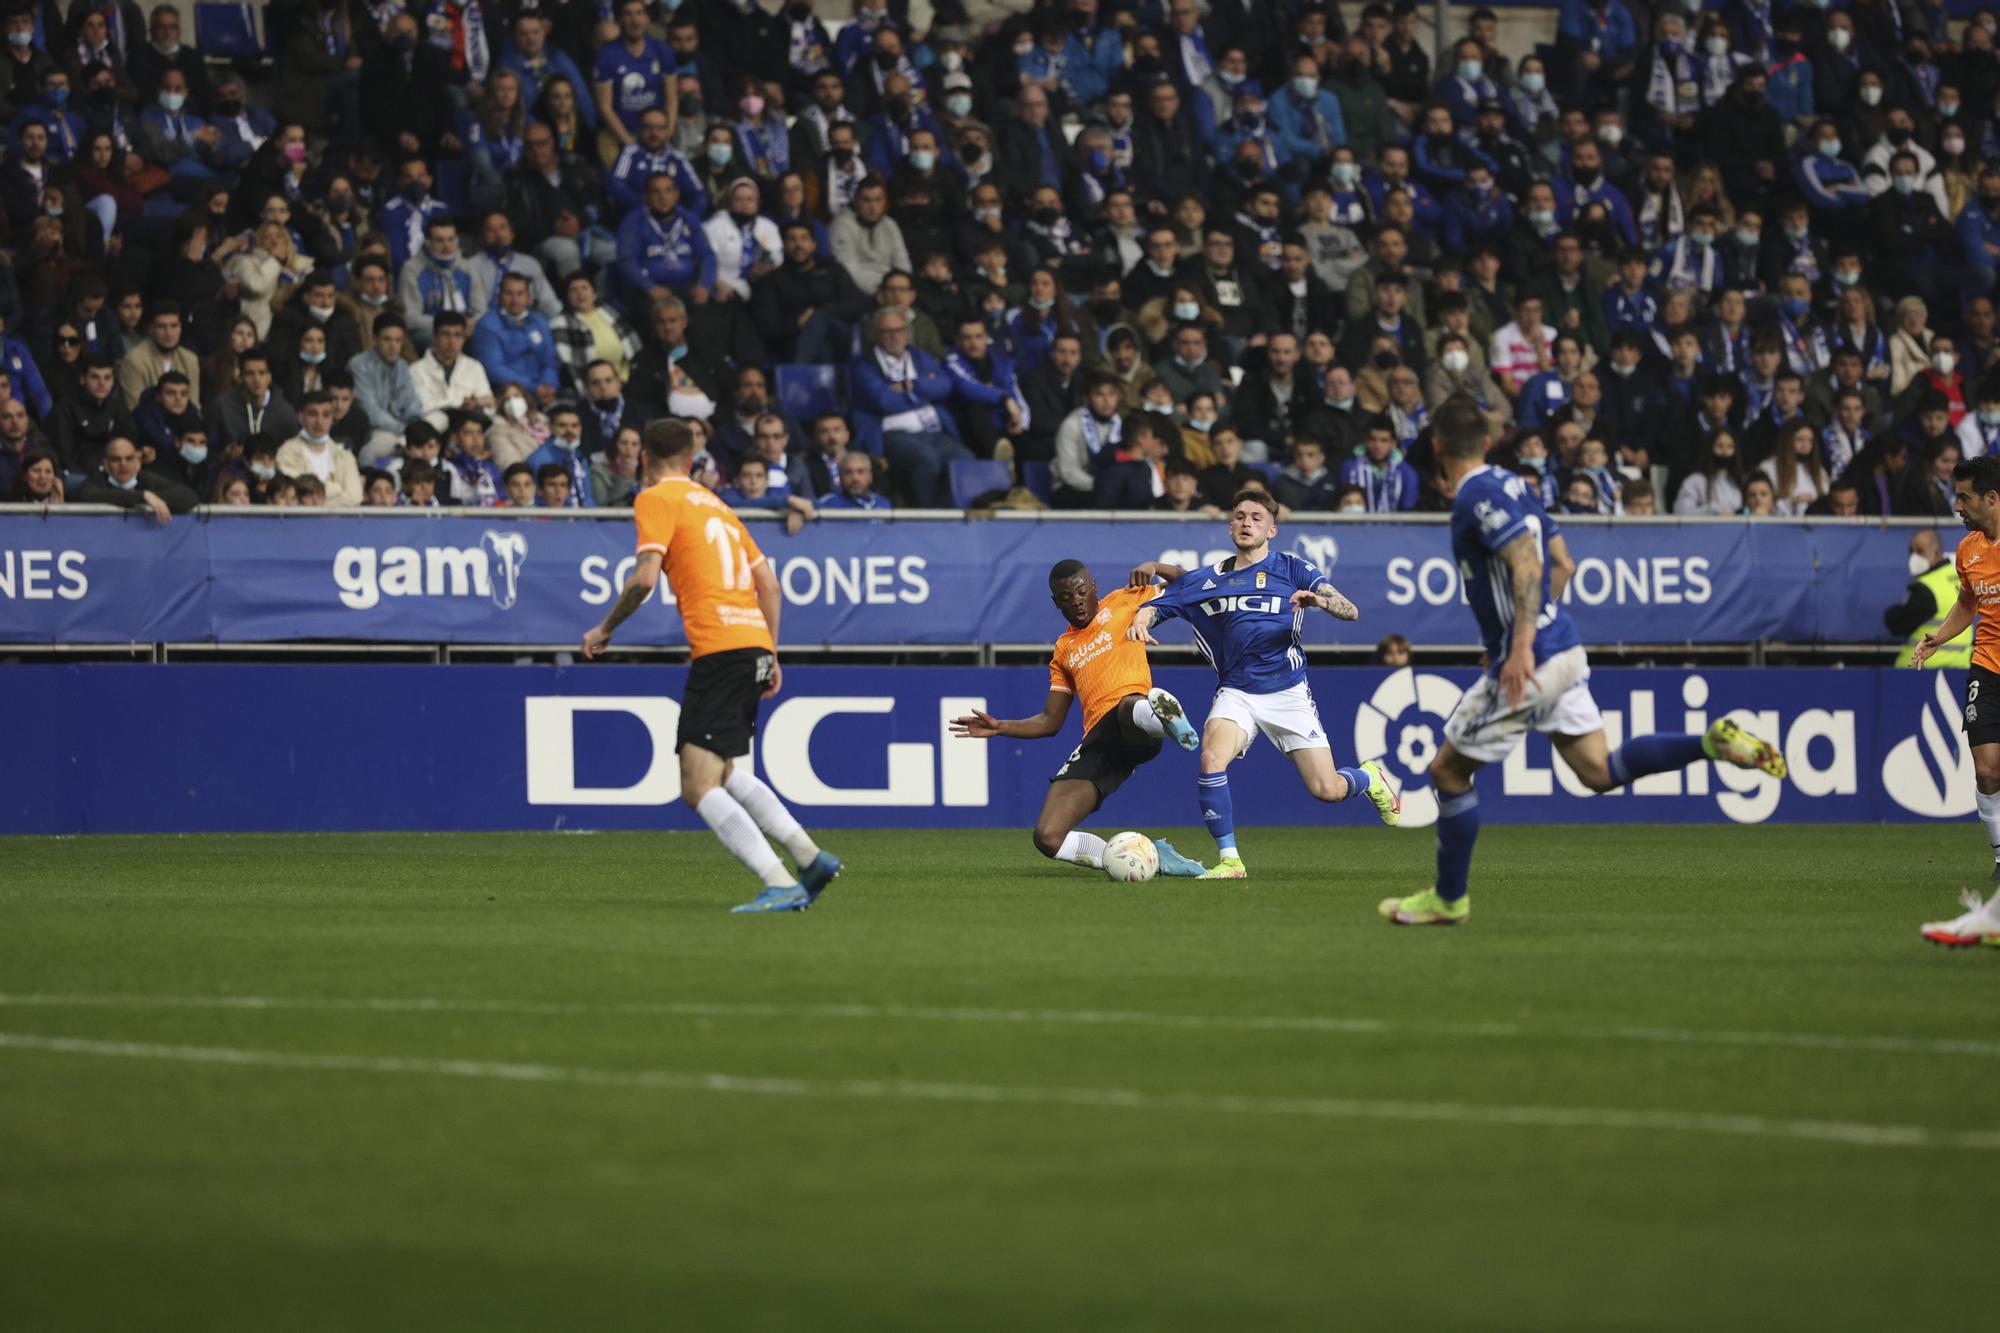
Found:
[3,824,1993,1331]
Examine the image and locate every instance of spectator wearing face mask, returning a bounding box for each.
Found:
[1425,333,1509,430]
[276,391,365,506]
[488,387,551,470]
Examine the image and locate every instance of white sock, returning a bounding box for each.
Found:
[695,789,793,889]
[1055,829,1106,868]
[1980,790,2000,865]
[1130,697,1163,738]
[724,768,820,866]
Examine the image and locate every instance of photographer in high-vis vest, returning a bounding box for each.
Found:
[1888,529,1972,668]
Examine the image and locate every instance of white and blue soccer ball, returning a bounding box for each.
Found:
[1102,832,1160,883]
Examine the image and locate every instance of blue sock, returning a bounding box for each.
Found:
[1197,771,1236,857]
[1335,765,1371,800]
[1435,789,1480,903]
[1606,733,1709,788]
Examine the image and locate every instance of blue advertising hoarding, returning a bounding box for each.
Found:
[0,511,1929,647]
[1,664,1974,836]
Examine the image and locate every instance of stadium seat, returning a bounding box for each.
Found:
[775,364,842,421]
[434,161,470,214]
[948,459,1011,508]
[1020,460,1052,503]
[195,2,265,57]
[1247,462,1280,484]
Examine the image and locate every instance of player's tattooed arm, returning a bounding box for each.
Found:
[1497,532,1544,706]
[582,551,662,657]
[1129,561,1187,587]
[1293,582,1359,620]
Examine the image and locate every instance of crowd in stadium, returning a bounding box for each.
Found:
[0,0,1991,521]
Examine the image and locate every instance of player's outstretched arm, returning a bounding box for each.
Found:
[1912,587,1977,668]
[1292,584,1359,620]
[582,551,663,658]
[1129,561,1187,587]
[950,690,1074,740]
[1125,605,1160,644]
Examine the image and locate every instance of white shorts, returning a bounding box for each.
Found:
[1208,681,1331,757]
[1443,645,1604,765]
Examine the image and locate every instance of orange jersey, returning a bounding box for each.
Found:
[1048,584,1159,733]
[633,477,775,659]
[1957,529,2000,672]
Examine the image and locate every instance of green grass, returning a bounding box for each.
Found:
[2,825,1995,1331]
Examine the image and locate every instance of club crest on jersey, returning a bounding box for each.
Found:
[1255,572,1267,588]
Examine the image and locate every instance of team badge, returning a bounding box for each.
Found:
[1255,572,1266,589]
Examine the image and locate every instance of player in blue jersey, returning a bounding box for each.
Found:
[1126,487,1402,879]
[1379,399,1788,926]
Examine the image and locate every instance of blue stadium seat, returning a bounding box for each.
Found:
[1247,462,1280,484]
[434,160,470,214]
[948,459,1011,508]
[1020,460,1052,503]
[195,2,265,58]
[775,364,842,421]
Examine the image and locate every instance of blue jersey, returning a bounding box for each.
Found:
[1149,551,1328,693]
[593,37,672,121]
[1451,465,1582,672]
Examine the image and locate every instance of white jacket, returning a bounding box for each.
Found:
[702,213,785,300]
[410,351,495,431]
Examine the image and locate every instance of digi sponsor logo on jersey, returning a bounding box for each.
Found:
[1197,593,1288,616]
[1353,668,1854,826]
[333,530,527,611]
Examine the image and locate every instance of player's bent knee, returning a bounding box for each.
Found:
[1032,826,1064,858]
[1428,752,1471,794]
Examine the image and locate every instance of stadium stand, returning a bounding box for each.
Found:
[0,0,1983,527]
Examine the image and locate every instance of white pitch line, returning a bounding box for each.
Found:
[1,992,1996,1061]
[2,1030,1994,1154]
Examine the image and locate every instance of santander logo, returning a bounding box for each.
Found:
[1882,672,1978,819]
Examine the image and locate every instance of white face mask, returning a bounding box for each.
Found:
[1935,352,1957,375]
[1860,85,1882,106]
[1828,27,1851,52]
[304,430,332,446]
[1442,348,1470,373]
[1705,35,1730,56]
[1911,551,1933,576]
[505,397,528,420]
[108,470,139,489]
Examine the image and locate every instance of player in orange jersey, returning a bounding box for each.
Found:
[581,418,841,915]
[1915,456,2000,945]
[950,559,1208,876]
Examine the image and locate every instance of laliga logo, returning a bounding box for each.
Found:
[1352,667,1463,828]
[1882,672,1978,819]
[1290,533,1339,573]
[481,529,528,610]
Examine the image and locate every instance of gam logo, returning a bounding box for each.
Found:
[333,529,528,611]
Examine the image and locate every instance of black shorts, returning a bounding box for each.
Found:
[677,647,774,757]
[1051,703,1163,800]
[1967,666,2000,747]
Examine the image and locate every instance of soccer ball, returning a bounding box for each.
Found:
[1102,832,1160,883]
